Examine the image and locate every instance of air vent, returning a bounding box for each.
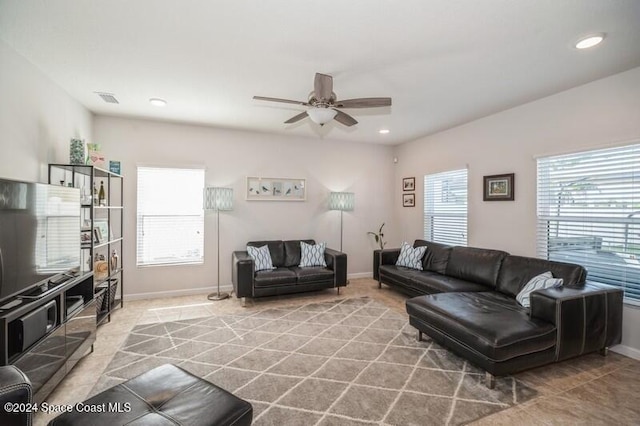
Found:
[95,92,119,104]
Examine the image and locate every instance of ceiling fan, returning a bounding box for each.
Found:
[253,73,392,127]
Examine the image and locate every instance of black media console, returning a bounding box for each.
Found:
[0,273,96,403]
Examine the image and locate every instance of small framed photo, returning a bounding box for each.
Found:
[93,227,103,244]
[94,219,112,241]
[403,177,415,192]
[483,173,515,201]
[403,193,415,207]
[81,229,93,244]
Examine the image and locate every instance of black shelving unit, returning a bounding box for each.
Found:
[48,164,124,324]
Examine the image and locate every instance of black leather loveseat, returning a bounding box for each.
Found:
[374,240,623,387]
[232,239,347,305]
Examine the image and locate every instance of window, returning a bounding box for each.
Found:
[137,167,204,266]
[424,168,468,246]
[537,144,640,304]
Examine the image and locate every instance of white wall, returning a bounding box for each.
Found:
[93,116,395,298]
[393,66,640,356]
[0,40,92,182]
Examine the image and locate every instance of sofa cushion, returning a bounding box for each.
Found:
[254,268,297,287]
[299,241,327,267]
[496,255,587,297]
[290,267,334,284]
[380,265,430,288]
[516,272,563,308]
[445,246,508,289]
[410,273,490,294]
[248,240,286,267]
[396,242,427,270]
[413,240,453,274]
[246,245,275,272]
[406,292,557,362]
[283,239,315,267]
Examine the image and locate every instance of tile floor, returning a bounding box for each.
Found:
[35,278,640,425]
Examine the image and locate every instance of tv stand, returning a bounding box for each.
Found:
[0,273,95,403]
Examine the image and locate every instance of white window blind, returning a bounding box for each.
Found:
[137,167,204,266]
[537,144,640,304]
[424,169,468,246]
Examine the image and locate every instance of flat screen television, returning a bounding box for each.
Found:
[0,178,81,303]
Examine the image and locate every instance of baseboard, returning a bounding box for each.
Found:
[611,344,640,360]
[124,284,234,301]
[348,272,373,279]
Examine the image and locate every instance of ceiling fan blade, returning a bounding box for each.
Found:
[284,111,308,124]
[333,109,358,127]
[335,97,392,108]
[253,96,309,106]
[314,73,333,101]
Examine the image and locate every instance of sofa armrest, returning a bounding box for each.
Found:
[0,365,32,426]
[529,281,623,361]
[325,248,347,286]
[232,251,254,298]
[373,249,401,281]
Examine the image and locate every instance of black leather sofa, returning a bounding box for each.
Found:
[232,239,347,305]
[0,365,32,426]
[374,240,623,387]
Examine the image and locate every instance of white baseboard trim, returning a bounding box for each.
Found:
[124,284,234,301]
[348,272,373,279]
[611,344,640,360]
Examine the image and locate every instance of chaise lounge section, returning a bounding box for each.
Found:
[374,240,623,387]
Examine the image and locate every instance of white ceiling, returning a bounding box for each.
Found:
[1,0,640,145]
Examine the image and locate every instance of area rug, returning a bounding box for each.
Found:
[93,297,537,425]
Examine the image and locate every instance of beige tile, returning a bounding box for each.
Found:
[27,278,639,426]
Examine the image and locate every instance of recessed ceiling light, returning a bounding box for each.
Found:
[575,34,605,49]
[379,129,390,134]
[149,98,167,107]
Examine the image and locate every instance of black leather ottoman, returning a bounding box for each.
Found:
[49,364,252,426]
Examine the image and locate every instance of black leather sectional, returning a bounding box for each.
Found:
[374,240,623,387]
[232,239,347,304]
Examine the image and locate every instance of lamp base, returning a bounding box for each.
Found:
[207,291,229,301]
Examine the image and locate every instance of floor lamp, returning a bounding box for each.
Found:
[204,187,233,301]
[329,192,355,252]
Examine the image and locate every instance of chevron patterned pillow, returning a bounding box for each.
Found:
[395,242,427,270]
[247,245,275,272]
[299,241,327,267]
[516,271,563,308]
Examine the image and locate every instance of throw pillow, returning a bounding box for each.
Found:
[299,241,327,267]
[395,242,427,270]
[516,271,563,308]
[247,245,275,272]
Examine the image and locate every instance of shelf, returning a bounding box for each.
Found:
[49,163,124,328]
[95,237,123,249]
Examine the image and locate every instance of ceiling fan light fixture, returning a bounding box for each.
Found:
[307,107,337,125]
[575,34,605,49]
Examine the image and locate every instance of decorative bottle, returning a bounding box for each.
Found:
[99,181,106,205]
[111,249,119,271]
[93,182,98,205]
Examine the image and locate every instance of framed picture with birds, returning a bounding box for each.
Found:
[246,177,306,201]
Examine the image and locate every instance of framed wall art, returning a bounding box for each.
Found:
[403,177,415,191]
[403,193,415,207]
[483,173,514,201]
[246,177,306,201]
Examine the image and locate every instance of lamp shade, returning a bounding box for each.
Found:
[307,108,338,125]
[329,192,355,211]
[204,187,233,211]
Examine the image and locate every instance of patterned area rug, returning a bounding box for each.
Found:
[93,297,537,425]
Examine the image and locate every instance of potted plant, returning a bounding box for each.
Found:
[367,223,387,250]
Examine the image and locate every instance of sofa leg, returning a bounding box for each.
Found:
[378,280,382,289]
[485,372,495,389]
[416,330,423,342]
[241,297,247,308]
[337,287,340,295]
[599,347,609,357]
